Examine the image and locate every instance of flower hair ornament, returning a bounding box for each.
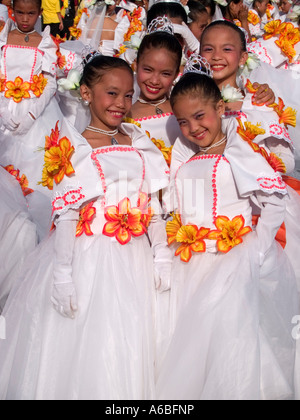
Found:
[146,15,175,35]
[57,46,102,94]
[183,53,214,78]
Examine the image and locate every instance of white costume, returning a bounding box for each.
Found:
[0,20,64,239]
[156,117,300,400]
[0,119,171,400]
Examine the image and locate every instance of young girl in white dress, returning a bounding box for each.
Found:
[156,69,299,400]
[0,0,64,239]
[200,20,300,287]
[0,54,171,400]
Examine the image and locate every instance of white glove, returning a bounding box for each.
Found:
[12,112,36,136]
[148,201,173,292]
[173,23,200,53]
[253,190,286,266]
[0,101,19,132]
[154,246,173,293]
[51,210,79,319]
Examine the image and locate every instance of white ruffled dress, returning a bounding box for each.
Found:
[0,120,170,400]
[157,118,300,400]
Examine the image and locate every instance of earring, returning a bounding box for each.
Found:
[221,114,226,119]
[239,64,245,70]
[83,100,90,106]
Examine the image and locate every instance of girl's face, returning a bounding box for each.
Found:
[280,0,292,14]
[81,68,134,130]
[137,47,179,102]
[173,94,225,149]
[256,0,269,17]
[201,26,248,88]
[188,12,209,42]
[229,0,244,19]
[13,0,41,33]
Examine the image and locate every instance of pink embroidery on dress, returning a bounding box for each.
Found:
[64,52,76,75]
[52,187,85,213]
[134,113,174,122]
[247,42,272,64]
[29,49,38,83]
[269,122,291,143]
[224,111,247,119]
[257,175,287,193]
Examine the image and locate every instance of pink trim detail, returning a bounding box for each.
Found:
[224,110,247,119]
[134,112,174,122]
[269,123,291,143]
[257,175,287,192]
[247,41,272,65]
[52,187,85,213]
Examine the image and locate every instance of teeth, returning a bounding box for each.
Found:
[147,86,160,93]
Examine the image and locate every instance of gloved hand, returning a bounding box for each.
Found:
[148,203,173,293]
[0,102,19,132]
[173,22,200,53]
[154,247,173,293]
[12,112,36,136]
[51,210,79,319]
[253,190,286,266]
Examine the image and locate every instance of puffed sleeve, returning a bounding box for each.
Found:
[224,117,288,198]
[39,26,59,76]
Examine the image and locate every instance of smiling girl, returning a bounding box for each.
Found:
[0,54,172,399]
[156,68,299,400]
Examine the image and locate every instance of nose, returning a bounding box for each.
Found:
[188,120,199,134]
[116,95,126,109]
[149,73,160,86]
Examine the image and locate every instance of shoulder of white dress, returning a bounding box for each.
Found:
[0,19,15,46]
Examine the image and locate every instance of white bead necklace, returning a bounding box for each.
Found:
[86,126,119,137]
[137,96,168,115]
[199,136,227,154]
[16,27,36,42]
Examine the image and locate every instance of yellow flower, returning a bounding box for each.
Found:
[146,131,173,167]
[207,215,252,253]
[76,202,96,237]
[174,225,210,263]
[4,165,34,196]
[69,26,82,40]
[275,37,297,63]
[103,197,146,245]
[31,74,48,98]
[166,213,183,245]
[0,73,5,92]
[5,77,31,103]
[40,166,54,190]
[269,98,297,127]
[44,137,75,185]
[236,119,266,143]
[248,10,260,26]
[263,19,286,40]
